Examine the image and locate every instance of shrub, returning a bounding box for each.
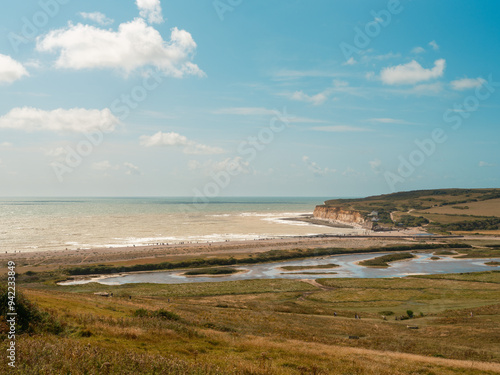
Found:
[0,286,63,335]
[133,308,150,318]
[133,308,180,321]
[379,311,394,316]
[153,309,180,321]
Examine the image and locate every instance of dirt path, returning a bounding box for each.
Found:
[300,278,335,290]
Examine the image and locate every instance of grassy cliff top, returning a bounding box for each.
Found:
[323,188,500,213]
[322,189,500,231]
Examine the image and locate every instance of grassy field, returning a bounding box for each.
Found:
[2,268,500,374]
[419,198,500,217]
[454,248,500,259]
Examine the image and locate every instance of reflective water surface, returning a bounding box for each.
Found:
[61,252,500,285]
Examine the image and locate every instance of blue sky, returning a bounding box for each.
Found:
[0,0,499,197]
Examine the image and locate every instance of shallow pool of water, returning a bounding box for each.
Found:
[60,252,500,285]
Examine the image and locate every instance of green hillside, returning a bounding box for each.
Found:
[322,189,500,232]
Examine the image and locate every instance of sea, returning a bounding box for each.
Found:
[0,197,363,253]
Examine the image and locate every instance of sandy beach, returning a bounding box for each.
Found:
[0,231,457,275]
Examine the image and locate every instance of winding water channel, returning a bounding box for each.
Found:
[61,252,500,286]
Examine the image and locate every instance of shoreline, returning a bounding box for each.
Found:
[2,230,497,278]
[0,233,459,272]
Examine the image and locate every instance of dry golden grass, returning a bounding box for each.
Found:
[5,271,497,374]
[419,198,500,217]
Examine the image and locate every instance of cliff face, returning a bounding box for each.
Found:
[313,205,373,229]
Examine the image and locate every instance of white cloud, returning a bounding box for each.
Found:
[136,0,164,24]
[0,54,29,84]
[124,162,141,175]
[380,59,445,85]
[24,59,42,69]
[290,90,328,106]
[80,12,114,26]
[213,107,324,123]
[213,107,278,116]
[479,161,496,168]
[450,77,486,91]
[343,57,357,66]
[273,69,345,81]
[369,159,382,174]
[410,82,444,95]
[429,40,439,50]
[140,131,224,155]
[189,157,250,175]
[302,156,335,177]
[333,79,349,88]
[411,46,425,54]
[0,142,12,147]
[288,81,349,106]
[92,160,141,175]
[92,160,118,171]
[37,19,203,77]
[368,118,416,125]
[45,147,67,158]
[342,167,360,177]
[311,125,372,132]
[0,107,119,133]
[361,52,401,63]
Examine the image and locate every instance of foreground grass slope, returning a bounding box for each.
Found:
[2,271,500,374]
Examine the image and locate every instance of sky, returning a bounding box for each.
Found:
[0,0,499,197]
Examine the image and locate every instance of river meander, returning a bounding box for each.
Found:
[60,252,500,286]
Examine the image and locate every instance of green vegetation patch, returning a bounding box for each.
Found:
[133,308,180,321]
[455,248,500,258]
[183,267,241,276]
[280,264,339,271]
[54,279,317,298]
[0,286,63,337]
[434,250,457,255]
[413,270,500,284]
[437,217,500,231]
[358,253,415,267]
[396,215,429,227]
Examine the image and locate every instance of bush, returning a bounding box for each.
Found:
[407,310,414,318]
[397,215,429,227]
[133,308,149,318]
[153,309,180,321]
[439,217,500,231]
[379,311,394,316]
[0,286,63,336]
